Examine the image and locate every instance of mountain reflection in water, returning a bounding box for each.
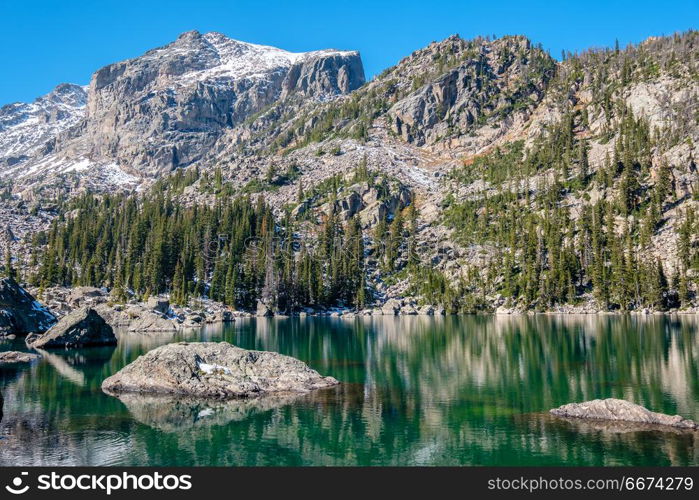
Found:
[0,315,697,466]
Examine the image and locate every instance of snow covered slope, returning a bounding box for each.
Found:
[0,83,86,169]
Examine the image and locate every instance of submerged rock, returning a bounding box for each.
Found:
[0,351,41,364]
[550,398,698,430]
[26,307,116,349]
[102,341,338,399]
[0,277,56,337]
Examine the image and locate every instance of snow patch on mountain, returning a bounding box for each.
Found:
[0,83,87,167]
[169,32,356,87]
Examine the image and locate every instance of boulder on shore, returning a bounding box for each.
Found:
[382,299,402,316]
[0,277,56,337]
[146,297,170,314]
[67,287,106,308]
[550,398,698,430]
[102,341,338,399]
[26,307,116,349]
[0,351,42,364]
[256,301,273,317]
[128,313,179,332]
[418,305,435,315]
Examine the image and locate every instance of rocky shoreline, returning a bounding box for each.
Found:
[1,280,697,341]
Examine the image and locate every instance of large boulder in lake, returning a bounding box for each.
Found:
[550,398,698,430]
[26,307,116,349]
[0,277,56,337]
[102,341,338,399]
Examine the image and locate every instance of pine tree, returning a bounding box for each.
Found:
[4,245,15,280]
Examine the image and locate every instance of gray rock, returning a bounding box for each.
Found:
[0,277,56,337]
[93,303,179,332]
[67,286,106,308]
[418,305,435,315]
[0,83,86,171]
[400,305,418,315]
[382,299,402,316]
[256,301,273,317]
[550,398,698,430]
[127,313,179,332]
[102,341,338,399]
[206,310,233,323]
[387,36,550,148]
[80,31,364,177]
[180,313,205,328]
[146,297,170,314]
[27,307,116,349]
[0,351,41,364]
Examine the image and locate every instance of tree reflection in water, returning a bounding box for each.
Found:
[0,315,697,465]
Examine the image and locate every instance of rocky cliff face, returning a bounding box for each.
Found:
[82,31,364,176]
[0,31,364,192]
[385,35,554,148]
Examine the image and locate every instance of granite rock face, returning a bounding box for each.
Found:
[81,31,364,176]
[26,307,116,349]
[0,30,364,194]
[387,36,552,147]
[550,398,698,430]
[102,341,338,398]
[0,277,56,337]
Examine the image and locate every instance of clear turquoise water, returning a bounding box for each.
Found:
[1,315,698,466]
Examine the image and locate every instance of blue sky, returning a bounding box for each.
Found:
[0,0,696,104]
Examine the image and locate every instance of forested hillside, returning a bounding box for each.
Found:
[2,30,698,313]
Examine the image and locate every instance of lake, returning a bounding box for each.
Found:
[1,315,698,466]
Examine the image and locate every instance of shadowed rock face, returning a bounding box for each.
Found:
[102,341,339,399]
[0,277,56,337]
[550,398,698,430]
[26,307,116,349]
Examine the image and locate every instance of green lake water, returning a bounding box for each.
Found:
[1,315,698,466]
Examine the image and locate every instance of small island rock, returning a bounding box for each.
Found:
[0,351,42,364]
[550,398,698,430]
[102,341,338,399]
